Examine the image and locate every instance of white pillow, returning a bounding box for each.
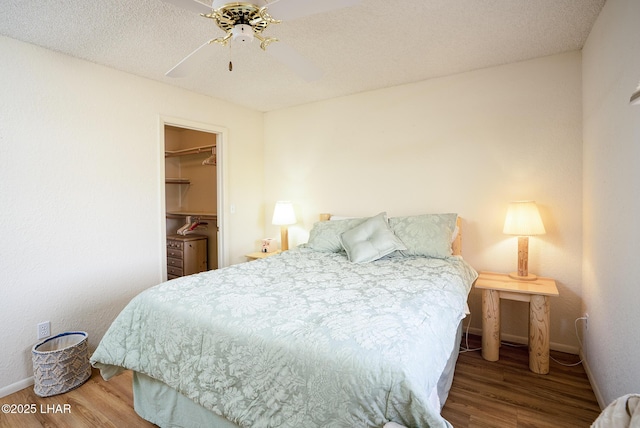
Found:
[389,213,458,258]
[339,213,407,263]
[307,217,367,252]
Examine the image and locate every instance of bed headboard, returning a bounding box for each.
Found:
[319,213,462,256]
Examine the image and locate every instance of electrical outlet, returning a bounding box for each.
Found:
[37,321,51,340]
[584,313,589,331]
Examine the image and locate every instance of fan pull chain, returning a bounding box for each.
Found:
[228,43,233,72]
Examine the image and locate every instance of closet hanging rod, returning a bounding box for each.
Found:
[165,144,215,158]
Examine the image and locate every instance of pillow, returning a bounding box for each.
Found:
[307,217,367,252]
[339,213,407,263]
[389,213,458,258]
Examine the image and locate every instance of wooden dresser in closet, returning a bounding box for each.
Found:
[166,234,208,279]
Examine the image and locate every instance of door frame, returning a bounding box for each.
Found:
[159,116,230,275]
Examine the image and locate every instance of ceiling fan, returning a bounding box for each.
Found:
[163,0,360,81]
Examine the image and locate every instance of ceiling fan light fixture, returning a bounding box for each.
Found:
[165,0,351,80]
[232,24,254,43]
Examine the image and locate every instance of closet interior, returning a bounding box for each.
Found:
[165,125,218,277]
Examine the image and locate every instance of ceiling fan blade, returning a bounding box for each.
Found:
[165,40,212,78]
[161,0,213,14]
[266,42,322,82]
[265,0,361,21]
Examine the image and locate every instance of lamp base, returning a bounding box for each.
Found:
[508,272,538,281]
[280,225,289,251]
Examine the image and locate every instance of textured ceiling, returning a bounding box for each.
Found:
[0,0,605,112]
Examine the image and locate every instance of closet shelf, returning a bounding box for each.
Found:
[165,144,215,158]
[166,178,190,184]
[167,211,217,221]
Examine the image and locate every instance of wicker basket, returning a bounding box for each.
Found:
[32,331,91,397]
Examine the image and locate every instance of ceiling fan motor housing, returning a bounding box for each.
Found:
[210,3,271,34]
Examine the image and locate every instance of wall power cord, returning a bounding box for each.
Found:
[459,314,588,367]
[550,316,587,367]
[459,313,481,353]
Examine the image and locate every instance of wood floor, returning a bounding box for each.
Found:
[1,334,601,428]
[441,335,601,427]
[0,369,154,428]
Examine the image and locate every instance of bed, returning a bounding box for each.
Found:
[91,212,477,428]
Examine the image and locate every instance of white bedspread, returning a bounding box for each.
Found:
[91,247,477,428]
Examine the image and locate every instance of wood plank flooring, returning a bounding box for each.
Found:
[0,334,601,427]
[441,335,601,427]
[0,369,154,428]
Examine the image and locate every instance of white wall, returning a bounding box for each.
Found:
[0,31,599,398]
[0,36,264,393]
[582,0,640,407]
[264,52,584,352]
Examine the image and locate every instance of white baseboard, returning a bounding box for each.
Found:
[464,327,580,354]
[580,349,605,410]
[0,377,34,398]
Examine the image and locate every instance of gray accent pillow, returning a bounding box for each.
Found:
[339,213,407,263]
[307,217,367,252]
[389,213,458,258]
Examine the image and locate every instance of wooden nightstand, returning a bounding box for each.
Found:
[245,251,282,261]
[474,271,559,374]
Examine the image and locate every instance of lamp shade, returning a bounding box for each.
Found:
[272,201,296,226]
[503,201,546,236]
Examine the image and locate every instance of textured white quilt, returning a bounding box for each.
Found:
[91,247,477,428]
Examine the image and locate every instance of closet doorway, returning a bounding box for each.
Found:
[161,117,229,277]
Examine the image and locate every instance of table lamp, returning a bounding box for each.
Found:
[503,201,546,281]
[272,201,296,251]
